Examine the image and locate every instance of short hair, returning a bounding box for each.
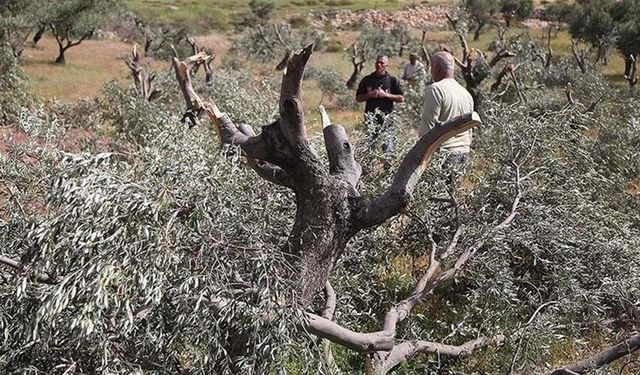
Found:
[376,55,389,62]
[431,51,455,73]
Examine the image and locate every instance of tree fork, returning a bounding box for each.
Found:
[172,45,481,303]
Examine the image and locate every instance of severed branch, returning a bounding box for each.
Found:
[379,336,505,373]
[356,112,481,228]
[0,255,55,284]
[491,63,516,92]
[279,44,314,146]
[236,124,295,188]
[419,31,431,68]
[275,50,292,72]
[318,106,362,189]
[509,68,527,104]
[126,44,162,102]
[346,42,367,89]
[565,83,576,106]
[320,281,339,372]
[571,40,588,74]
[185,35,215,86]
[305,313,395,352]
[489,49,517,68]
[585,93,606,113]
[171,54,269,160]
[548,332,640,375]
[368,162,524,373]
[624,54,638,89]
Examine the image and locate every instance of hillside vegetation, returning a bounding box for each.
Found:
[1,0,639,374]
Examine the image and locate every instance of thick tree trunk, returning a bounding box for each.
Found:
[290,181,354,302]
[55,46,66,65]
[172,45,480,304]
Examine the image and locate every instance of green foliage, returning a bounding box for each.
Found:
[0,46,32,125]
[354,25,421,60]
[43,0,122,38]
[500,0,533,26]
[610,0,640,58]
[568,0,616,61]
[240,0,276,27]
[229,22,323,65]
[464,0,498,38]
[306,66,356,108]
[1,37,640,374]
[0,0,39,57]
[545,0,574,24]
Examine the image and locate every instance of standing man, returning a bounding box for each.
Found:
[356,55,404,154]
[420,51,474,167]
[401,53,424,84]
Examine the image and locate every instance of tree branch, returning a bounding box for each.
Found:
[380,335,505,373]
[0,255,55,284]
[355,112,481,228]
[236,124,295,188]
[318,106,361,189]
[279,44,314,145]
[549,333,640,375]
[305,313,395,353]
[321,281,336,320]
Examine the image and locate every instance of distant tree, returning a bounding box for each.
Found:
[40,0,121,64]
[568,0,616,64]
[229,21,322,64]
[500,0,533,27]
[0,45,32,124]
[464,0,499,40]
[0,0,41,58]
[236,0,275,28]
[610,0,640,88]
[545,0,574,25]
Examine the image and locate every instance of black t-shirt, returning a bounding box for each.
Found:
[356,72,403,114]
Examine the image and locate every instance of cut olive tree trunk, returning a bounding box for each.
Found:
[171,45,480,303]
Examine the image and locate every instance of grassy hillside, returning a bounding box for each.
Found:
[124,0,445,30]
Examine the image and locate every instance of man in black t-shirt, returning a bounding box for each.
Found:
[356,55,404,154]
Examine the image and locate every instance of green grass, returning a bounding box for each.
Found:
[125,0,442,31]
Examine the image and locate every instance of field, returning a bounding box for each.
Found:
[20,23,628,130]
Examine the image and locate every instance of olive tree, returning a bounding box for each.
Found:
[567,0,616,64]
[38,0,121,64]
[0,0,41,58]
[499,0,533,27]
[1,38,640,375]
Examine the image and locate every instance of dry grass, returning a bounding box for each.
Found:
[21,37,132,101]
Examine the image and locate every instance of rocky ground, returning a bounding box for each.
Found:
[312,5,451,30]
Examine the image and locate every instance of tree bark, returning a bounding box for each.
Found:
[172,45,481,303]
[55,45,66,65]
[549,333,640,374]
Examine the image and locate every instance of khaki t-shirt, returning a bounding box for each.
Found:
[419,78,474,153]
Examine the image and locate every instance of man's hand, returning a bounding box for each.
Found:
[367,87,388,99]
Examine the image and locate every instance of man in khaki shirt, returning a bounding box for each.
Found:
[419,51,474,166]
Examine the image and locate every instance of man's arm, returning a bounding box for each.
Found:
[385,77,405,102]
[355,78,369,102]
[380,92,404,102]
[419,86,441,136]
[356,92,370,102]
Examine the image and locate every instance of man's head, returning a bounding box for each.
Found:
[409,53,418,64]
[430,51,455,82]
[375,55,389,75]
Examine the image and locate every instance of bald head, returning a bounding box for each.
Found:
[430,51,455,81]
